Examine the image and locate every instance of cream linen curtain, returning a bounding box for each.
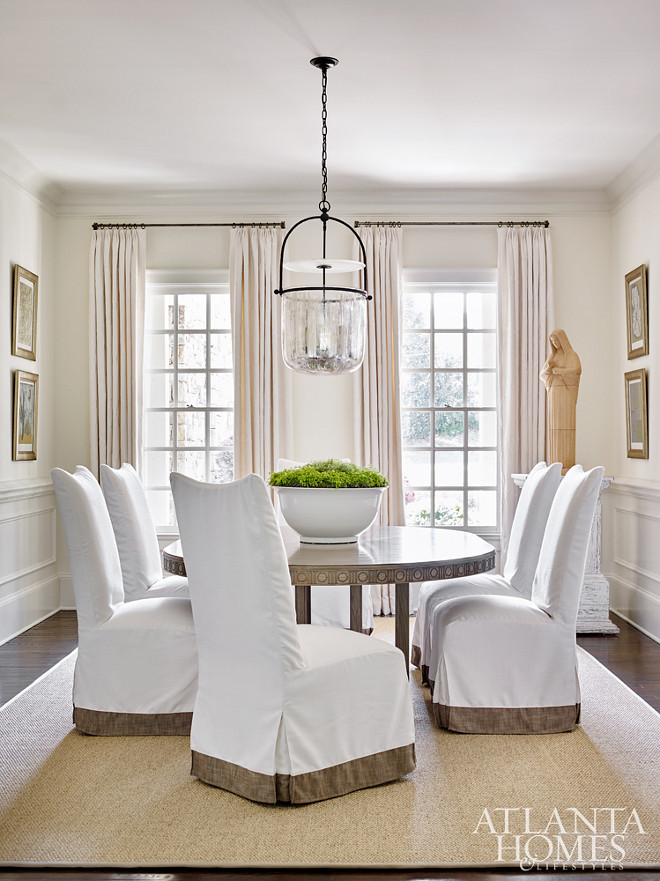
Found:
[497,225,554,558]
[353,226,405,615]
[230,226,293,480]
[89,227,146,478]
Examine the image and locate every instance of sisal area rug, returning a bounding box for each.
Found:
[0,622,658,870]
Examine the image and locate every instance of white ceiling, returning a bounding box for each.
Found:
[2,0,660,206]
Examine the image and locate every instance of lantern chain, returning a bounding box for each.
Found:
[320,65,330,214]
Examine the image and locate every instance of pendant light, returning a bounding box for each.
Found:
[275,57,371,374]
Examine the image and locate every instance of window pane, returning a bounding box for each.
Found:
[467,332,496,368]
[401,372,431,409]
[146,490,175,530]
[145,372,174,408]
[143,451,172,487]
[467,291,496,329]
[145,333,173,369]
[468,410,497,446]
[434,333,463,368]
[404,489,432,527]
[434,372,463,407]
[434,291,463,329]
[402,292,431,329]
[210,449,233,483]
[435,491,464,526]
[147,294,174,330]
[176,411,206,447]
[211,295,231,329]
[435,411,464,446]
[178,373,206,407]
[468,490,497,526]
[402,411,430,447]
[145,411,172,447]
[434,451,463,486]
[210,411,233,447]
[467,372,496,407]
[402,450,431,487]
[177,333,207,369]
[402,332,430,368]
[210,333,232,369]
[177,451,206,481]
[210,373,234,407]
[177,294,206,329]
[468,450,497,486]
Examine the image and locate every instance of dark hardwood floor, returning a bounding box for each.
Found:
[0,611,658,881]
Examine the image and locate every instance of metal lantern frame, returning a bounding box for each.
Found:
[274,56,371,308]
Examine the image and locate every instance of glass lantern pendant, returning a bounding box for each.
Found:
[275,57,371,375]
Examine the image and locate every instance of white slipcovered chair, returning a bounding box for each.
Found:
[52,466,198,735]
[412,461,562,681]
[99,463,189,600]
[427,464,604,734]
[275,458,374,632]
[171,471,415,804]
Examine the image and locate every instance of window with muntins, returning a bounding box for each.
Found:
[401,269,498,534]
[143,270,233,531]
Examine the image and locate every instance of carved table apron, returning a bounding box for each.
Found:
[163,525,496,671]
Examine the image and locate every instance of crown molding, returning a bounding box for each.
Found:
[55,185,612,219]
[0,140,64,214]
[607,132,660,210]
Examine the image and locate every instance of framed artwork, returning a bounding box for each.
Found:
[624,368,648,459]
[625,264,648,359]
[12,265,38,361]
[13,370,39,461]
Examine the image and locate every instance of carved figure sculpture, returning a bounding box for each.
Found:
[540,329,581,474]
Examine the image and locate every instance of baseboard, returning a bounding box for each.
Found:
[0,575,61,646]
[608,572,660,644]
[58,573,75,609]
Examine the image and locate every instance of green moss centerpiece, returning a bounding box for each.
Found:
[269,459,388,544]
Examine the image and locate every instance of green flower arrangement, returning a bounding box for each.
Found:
[269,458,388,489]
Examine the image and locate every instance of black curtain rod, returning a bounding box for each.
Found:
[354,220,549,228]
[91,221,286,230]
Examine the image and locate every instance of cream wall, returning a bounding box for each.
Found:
[0,174,59,644]
[602,172,660,640]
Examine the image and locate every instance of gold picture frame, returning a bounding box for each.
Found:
[625,264,648,359]
[13,370,39,461]
[624,368,648,459]
[12,264,38,361]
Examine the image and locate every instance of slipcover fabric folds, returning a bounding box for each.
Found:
[51,467,198,735]
[100,463,189,600]
[171,472,415,804]
[412,461,561,680]
[428,464,604,734]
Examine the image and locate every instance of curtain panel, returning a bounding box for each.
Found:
[229,226,293,480]
[353,225,405,615]
[89,227,146,478]
[497,225,554,558]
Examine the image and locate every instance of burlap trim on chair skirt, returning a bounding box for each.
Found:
[73,706,193,736]
[432,702,581,734]
[191,742,416,804]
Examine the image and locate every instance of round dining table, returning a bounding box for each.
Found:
[163,525,496,671]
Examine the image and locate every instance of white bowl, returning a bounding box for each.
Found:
[274,486,387,543]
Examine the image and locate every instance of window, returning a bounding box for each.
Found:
[400,269,498,535]
[143,270,233,531]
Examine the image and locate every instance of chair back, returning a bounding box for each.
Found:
[531,464,604,626]
[503,461,562,594]
[51,467,123,627]
[100,463,162,598]
[171,471,303,687]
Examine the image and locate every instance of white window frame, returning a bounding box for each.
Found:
[144,269,232,536]
[401,268,499,544]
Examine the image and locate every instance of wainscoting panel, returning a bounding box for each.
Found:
[0,478,60,646]
[602,479,660,643]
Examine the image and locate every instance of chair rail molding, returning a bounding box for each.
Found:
[513,473,618,634]
[602,478,660,644]
[0,477,60,646]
